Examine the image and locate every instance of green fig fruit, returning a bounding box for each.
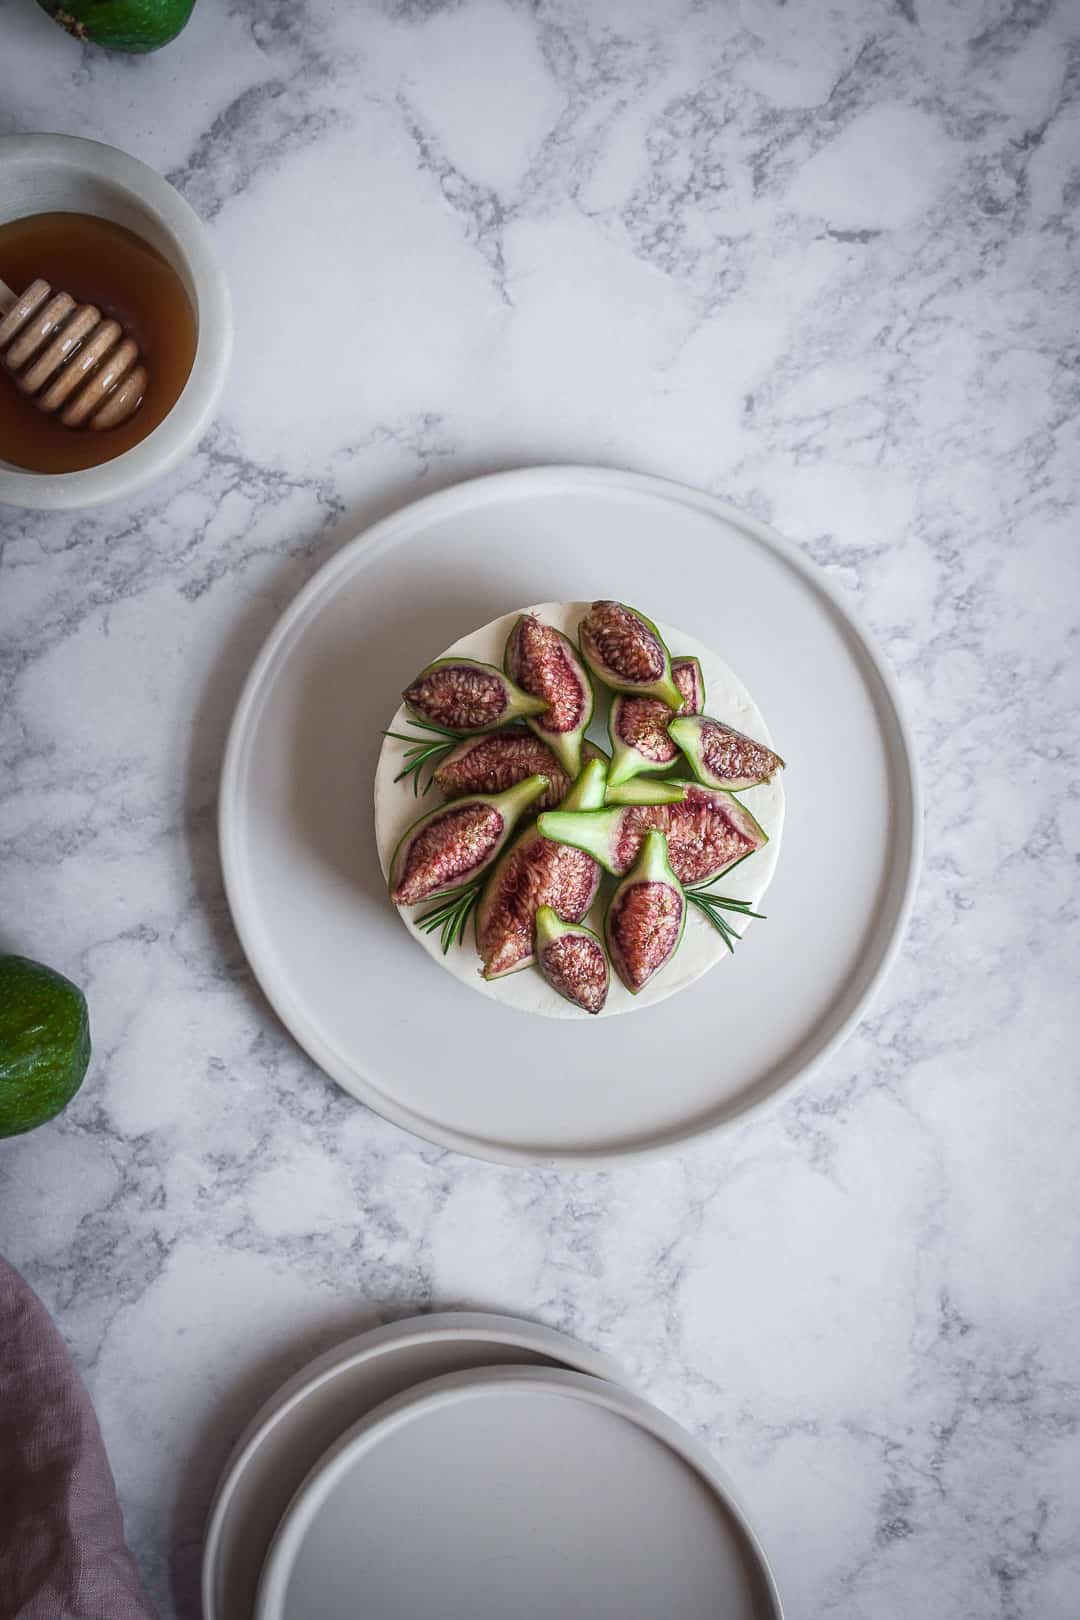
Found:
[37,0,196,53]
[668,715,784,791]
[578,600,683,710]
[605,830,686,994]
[607,654,705,788]
[539,780,766,887]
[504,613,594,778]
[0,954,91,1138]
[434,727,572,811]
[390,775,549,905]
[403,659,547,734]
[475,758,607,979]
[535,907,610,1014]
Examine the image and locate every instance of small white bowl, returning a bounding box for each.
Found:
[0,133,231,511]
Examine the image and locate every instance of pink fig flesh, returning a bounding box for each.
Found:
[614,788,761,886]
[392,805,503,904]
[435,728,570,810]
[506,615,589,736]
[671,656,704,714]
[403,659,546,732]
[581,600,664,683]
[613,657,702,765]
[608,881,683,992]
[697,719,781,786]
[477,832,600,979]
[539,931,609,1014]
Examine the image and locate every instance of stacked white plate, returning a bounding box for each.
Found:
[202,1311,784,1620]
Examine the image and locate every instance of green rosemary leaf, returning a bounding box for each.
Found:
[427,881,478,904]
[685,883,766,921]
[416,894,462,930]
[385,720,466,796]
[384,718,463,741]
[453,889,479,951]
[415,881,481,954]
[686,891,750,954]
[391,737,456,795]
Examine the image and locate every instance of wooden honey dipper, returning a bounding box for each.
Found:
[0,274,148,430]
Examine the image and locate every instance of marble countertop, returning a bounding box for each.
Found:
[2,2,1079,1615]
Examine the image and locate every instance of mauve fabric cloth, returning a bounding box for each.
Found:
[0,1256,159,1620]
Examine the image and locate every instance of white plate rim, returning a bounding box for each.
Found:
[219,465,923,1166]
[201,1310,626,1620]
[254,1363,784,1620]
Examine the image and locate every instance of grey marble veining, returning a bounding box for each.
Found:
[2,2,1079,1616]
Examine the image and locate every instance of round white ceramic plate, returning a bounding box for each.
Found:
[256,1366,783,1620]
[202,1311,625,1620]
[375,601,785,1018]
[220,466,921,1164]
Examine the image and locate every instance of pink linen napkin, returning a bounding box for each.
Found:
[0,1255,158,1620]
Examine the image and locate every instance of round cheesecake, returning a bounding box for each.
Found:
[375,603,785,1019]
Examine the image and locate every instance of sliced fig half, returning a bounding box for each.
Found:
[538,780,766,887]
[475,757,607,980]
[672,655,705,714]
[578,600,683,710]
[605,830,686,994]
[403,658,547,734]
[390,774,549,905]
[668,715,784,790]
[607,654,705,788]
[504,613,594,777]
[434,732,606,814]
[434,727,571,811]
[535,906,609,1014]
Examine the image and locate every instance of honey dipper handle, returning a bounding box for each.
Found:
[0,274,148,430]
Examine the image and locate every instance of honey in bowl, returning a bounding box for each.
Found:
[0,211,197,474]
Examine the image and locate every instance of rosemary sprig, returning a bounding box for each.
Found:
[415,882,481,954]
[384,721,463,797]
[387,717,462,739]
[685,888,766,955]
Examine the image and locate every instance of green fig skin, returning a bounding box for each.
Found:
[36,0,195,52]
[403,658,548,734]
[559,756,609,811]
[504,614,595,778]
[578,601,684,711]
[535,906,610,1014]
[668,715,785,791]
[390,774,549,905]
[605,779,688,807]
[539,781,766,887]
[605,830,686,994]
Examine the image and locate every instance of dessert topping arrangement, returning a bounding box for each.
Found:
[384,600,785,1013]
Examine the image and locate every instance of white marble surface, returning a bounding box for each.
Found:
[2,1,1078,1615]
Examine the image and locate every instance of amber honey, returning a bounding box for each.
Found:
[0,211,197,474]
